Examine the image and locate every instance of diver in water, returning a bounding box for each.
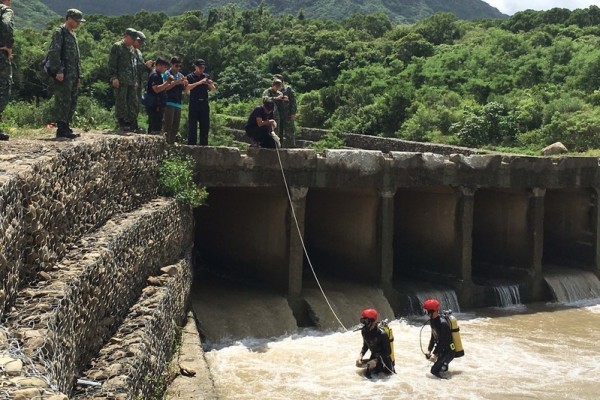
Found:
[423,298,455,378]
[356,308,395,378]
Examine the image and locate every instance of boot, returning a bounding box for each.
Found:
[66,123,80,138]
[0,131,8,141]
[56,122,78,139]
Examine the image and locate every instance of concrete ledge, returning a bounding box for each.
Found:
[3,197,193,394]
[72,254,193,400]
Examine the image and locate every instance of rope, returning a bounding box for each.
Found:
[273,136,347,331]
[420,319,431,355]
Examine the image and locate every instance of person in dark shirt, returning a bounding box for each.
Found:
[356,308,394,378]
[184,58,215,145]
[423,298,455,378]
[244,98,278,148]
[145,57,172,134]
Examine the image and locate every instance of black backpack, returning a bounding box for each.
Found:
[41,27,66,77]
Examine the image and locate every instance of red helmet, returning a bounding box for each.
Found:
[423,299,440,312]
[361,308,378,321]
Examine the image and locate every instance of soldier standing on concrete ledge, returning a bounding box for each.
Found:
[47,9,84,140]
[273,74,297,147]
[132,30,154,133]
[0,0,14,141]
[109,28,139,132]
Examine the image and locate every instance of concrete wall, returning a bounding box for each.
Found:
[195,187,291,291]
[305,188,380,283]
[544,188,595,267]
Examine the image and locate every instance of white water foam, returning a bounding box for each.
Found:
[204,305,600,400]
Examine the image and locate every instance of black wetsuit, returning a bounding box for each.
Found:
[428,315,455,377]
[360,325,394,378]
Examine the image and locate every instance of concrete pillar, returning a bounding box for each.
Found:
[529,188,546,301]
[378,189,396,288]
[287,187,308,299]
[455,187,474,307]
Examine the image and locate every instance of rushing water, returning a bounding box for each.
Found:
[203,302,600,400]
[492,284,522,307]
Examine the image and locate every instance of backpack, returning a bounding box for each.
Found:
[41,27,66,77]
[379,319,395,363]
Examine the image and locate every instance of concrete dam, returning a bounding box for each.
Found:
[187,145,600,336]
[2,133,600,398]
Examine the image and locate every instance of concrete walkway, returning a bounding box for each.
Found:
[165,312,218,400]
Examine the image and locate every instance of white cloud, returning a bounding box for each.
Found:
[484,0,600,15]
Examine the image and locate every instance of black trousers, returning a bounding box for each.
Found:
[146,105,164,133]
[245,125,276,148]
[188,99,210,145]
[431,351,454,376]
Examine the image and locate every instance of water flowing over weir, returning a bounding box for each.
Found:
[543,268,600,303]
[410,289,461,314]
[492,284,522,307]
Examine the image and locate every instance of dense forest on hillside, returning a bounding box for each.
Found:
[42,0,505,24]
[6,5,600,152]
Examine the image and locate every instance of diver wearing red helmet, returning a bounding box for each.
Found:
[356,308,395,378]
[423,299,454,378]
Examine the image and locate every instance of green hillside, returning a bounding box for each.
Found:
[42,0,505,23]
[12,0,59,29]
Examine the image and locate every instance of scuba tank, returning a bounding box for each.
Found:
[378,319,395,363]
[441,310,464,357]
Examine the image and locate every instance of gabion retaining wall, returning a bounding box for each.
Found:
[0,135,167,319]
[1,197,193,395]
[72,254,193,400]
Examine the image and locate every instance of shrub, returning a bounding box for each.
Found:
[158,154,208,208]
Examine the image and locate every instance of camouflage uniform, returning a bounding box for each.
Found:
[279,84,297,147]
[262,87,286,140]
[0,2,14,140]
[108,39,137,129]
[47,24,81,130]
[132,47,147,130]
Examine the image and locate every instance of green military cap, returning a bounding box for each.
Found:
[273,74,284,82]
[135,31,146,43]
[124,28,140,40]
[66,9,85,22]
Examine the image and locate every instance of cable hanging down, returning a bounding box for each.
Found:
[272,138,348,331]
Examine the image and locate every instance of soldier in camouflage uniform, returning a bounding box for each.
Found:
[0,0,14,141]
[132,30,153,133]
[108,28,139,132]
[262,78,288,146]
[47,9,84,139]
[273,74,297,147]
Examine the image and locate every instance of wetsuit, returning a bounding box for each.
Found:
[360,325,394,378]
[428,315,455,377]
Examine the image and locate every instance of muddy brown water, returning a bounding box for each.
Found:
[199,302,600,400]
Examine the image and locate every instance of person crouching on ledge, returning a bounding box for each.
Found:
[244,98,278,148]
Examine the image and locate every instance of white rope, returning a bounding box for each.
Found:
[273,137,347,331]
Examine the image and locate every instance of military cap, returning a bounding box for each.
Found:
[66,9,85,22]
[272,78,283,85]
[124,28,140,40]
[273,74,284,82]
[194,59,207,67]
[135,31,147,43]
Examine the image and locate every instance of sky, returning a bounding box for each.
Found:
[484,1,600,15]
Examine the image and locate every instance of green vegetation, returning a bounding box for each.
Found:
[41,0,505,24]
[158,154,208,207]
[7,5,600,153]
